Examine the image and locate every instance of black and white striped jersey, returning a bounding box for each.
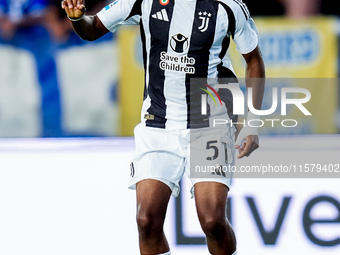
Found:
[98,0,258,130]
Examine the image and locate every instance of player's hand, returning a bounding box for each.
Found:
[61,0,86,19]
[235,134,259,159]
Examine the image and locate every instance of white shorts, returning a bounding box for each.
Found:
[129,123,236,197]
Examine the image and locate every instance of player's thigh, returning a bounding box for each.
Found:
[136,179,172,221]
[187,126,235,197]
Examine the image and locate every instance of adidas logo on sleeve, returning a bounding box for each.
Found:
[151,9,169,22]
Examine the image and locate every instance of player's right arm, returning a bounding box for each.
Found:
[61,0,109,41]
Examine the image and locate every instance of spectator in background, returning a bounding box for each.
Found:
[244,0,339,18]
[280,0,320,18]
[0,0,107,42]
[0,0,47,40]
[0,0,63,137]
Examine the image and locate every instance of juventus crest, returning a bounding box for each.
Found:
[198,11,212,32]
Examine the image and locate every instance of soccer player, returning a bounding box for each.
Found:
[62,0,265,254]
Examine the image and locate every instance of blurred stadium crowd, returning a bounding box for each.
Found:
[0,0,117,137]
[0,0,339,137]
[0,0,106,42]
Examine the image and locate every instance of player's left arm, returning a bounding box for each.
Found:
[236,46,265,158]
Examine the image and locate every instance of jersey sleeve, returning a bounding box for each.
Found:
[232,2,258,54]
[97,0,141,33]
